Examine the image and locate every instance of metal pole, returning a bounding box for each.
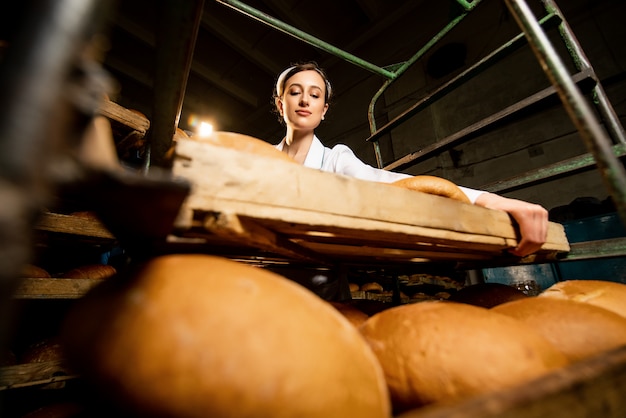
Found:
[504,0,626,225]
[540,0,626,145]
[214,0,396,80]
[367,0,485,167]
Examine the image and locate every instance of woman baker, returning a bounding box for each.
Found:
[273,62,548,257]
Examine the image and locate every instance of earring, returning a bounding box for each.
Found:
[322,116,325,120]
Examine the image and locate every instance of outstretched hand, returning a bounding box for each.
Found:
[474,192,549,257]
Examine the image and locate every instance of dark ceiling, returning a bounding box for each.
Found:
[3,0,561,161]
[98,0,502,144]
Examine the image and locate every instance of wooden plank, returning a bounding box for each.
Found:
[0,361,78,390]
[171,139,569,263]
[97,99,150,134]
[399,345,626,418]
[13,278,102,299]
[35,212,115,240]
[201,212,331,264]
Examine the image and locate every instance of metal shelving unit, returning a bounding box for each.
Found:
[215,0,626,265]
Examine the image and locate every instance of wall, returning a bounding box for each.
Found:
[336,0,626,214]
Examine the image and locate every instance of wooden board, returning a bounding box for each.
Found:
[13,278,103,299]
[0,361,77,390]
[35,212,115,241]
[97,99,150,135]
[171,139,570,265]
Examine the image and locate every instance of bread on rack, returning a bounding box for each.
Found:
[20,264,51,278]
[539,279,626,319]
[389,175,470,203]
[190,131,296,163]
[61,264,116,280]
[20,337,65,364]
[358,301,568,413]
[492,297,626,362]
[62,254,390,418]
[361,282,384,293]
[329,302,369,327]
[449,282,528,308]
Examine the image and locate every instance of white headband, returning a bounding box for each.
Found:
[275,66,296,98]
[275,65,332,101]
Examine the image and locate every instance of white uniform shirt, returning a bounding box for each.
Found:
[276,136,484,203]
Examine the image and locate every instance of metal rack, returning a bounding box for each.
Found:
[214,0,626,265]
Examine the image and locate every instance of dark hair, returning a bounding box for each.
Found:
[273,62,333,114]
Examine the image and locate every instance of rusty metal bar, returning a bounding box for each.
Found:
[483,144,626,194]
[540,0,625,145]
[367,0,486,167]
[214,0,396,79]
[504,0,626,226]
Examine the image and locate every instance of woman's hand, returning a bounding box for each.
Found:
[474,192,549,257]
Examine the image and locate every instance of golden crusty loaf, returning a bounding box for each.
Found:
[389,175,470,203]
[62,254,390,418]
[21,337,65,364]
[20,264,51,278]
[448,282,528,308]
[329,302,369,328]
[61,264,116,280]
[358,301,568,413]
[361,282,384,293]
[492,297,626,362]
[539,279,626,319]
[193,131,296,163]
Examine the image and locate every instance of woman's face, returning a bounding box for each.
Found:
[277,70,329,131]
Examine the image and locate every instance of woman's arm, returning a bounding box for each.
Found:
[475,192,549,257]
[329,144,549,256]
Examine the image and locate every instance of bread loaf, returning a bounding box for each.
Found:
[62,254,390,418]
[194,131,296,163]
[448,282,528,308]
[329,302,369,327]
[539,279,626,319]
[492,297,626,362]
[390,175,470,203]
[358,301,568,412]
[21,337,65,364]
[21,264,51,278]
[61,264,116,280]
[361,282,383,293]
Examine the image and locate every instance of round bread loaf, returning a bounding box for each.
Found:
[448,282,528,308]
[21,337,65,364]
[61,264,116,280]
[329,302,369,327]
[21,264,51,278]
[390,175,470,203]
[195,131,296,163]
[492,297,626,362]
[61,254,390,418]
[358,301,568,413]
[539,279,626,319]
[361,282,383,293]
